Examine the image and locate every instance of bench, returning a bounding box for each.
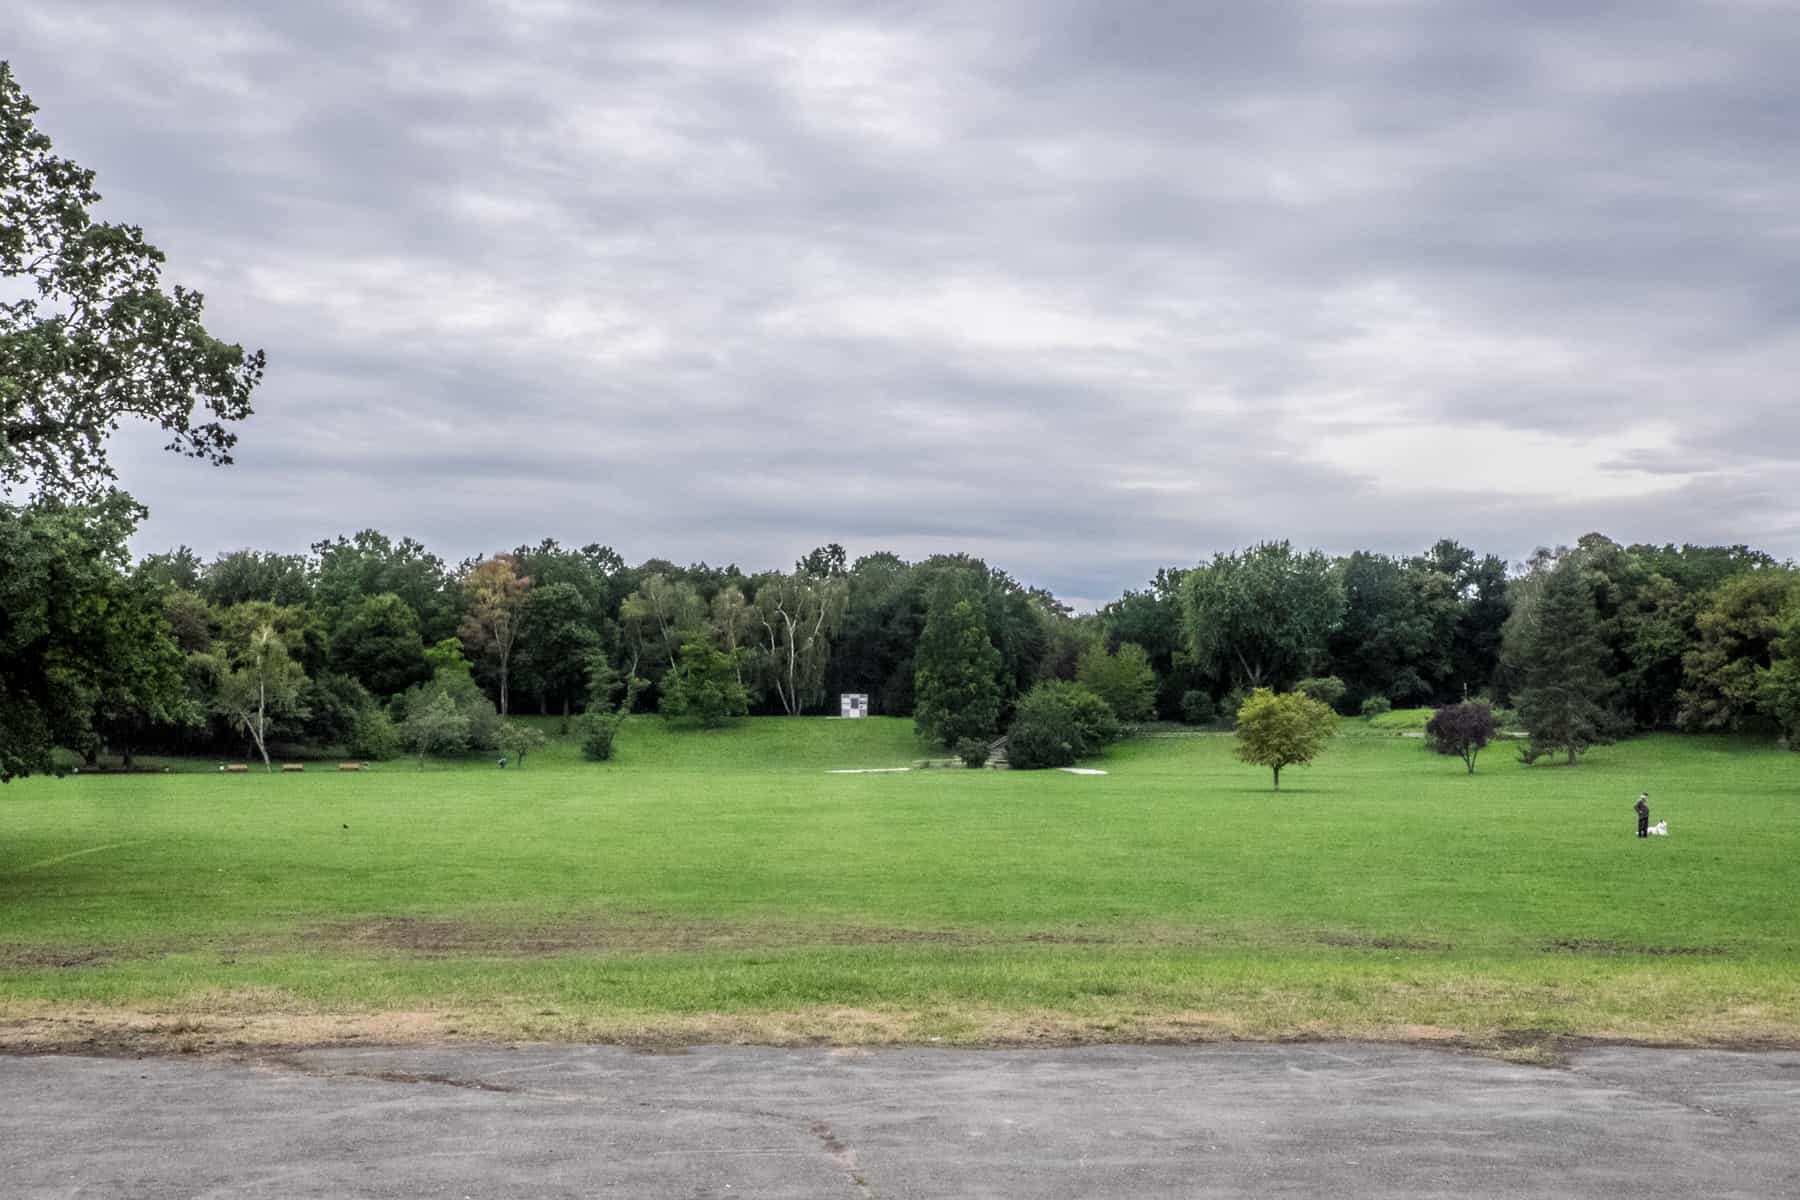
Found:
[337,762,366,772]
[280,763,305,773]
[221,763,250,773]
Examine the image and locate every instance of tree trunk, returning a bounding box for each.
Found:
[256,677,272,772]
[1272,764,1281,792]
[560,697,571,736]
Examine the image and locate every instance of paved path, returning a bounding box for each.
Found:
[4,1043,1797,1197]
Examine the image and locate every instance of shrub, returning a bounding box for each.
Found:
[1294,676,1347,711]
[955,737,991,769]
[1360,695,1393,718]
[1222,687,1250,727]
[580,711,624,761]
[347,706,400,761]
[499,721,548,768]
[1180,689,1217,725]
[394,666,502,751]
[1006,681,1120,770]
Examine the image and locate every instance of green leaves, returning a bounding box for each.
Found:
[1076,642,1157,723]
[2,63,264,497]
[913,580,1003,749]
[1181,542,1343,691]
[659,641,750,727]
[1503,555,1616,764]
[1233,688,1338,791]
[0,491,182,779]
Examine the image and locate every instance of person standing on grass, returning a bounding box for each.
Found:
[1635,792,1650,838]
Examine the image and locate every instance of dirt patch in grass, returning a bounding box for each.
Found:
[304,916,1486,958]
[1314,932,1453,952]
[306,915,978,957]
[1544,938,1729,958]
[0,946,117,970]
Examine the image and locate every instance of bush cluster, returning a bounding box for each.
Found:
[1294,675,1347,711]
[1180,689,1217,725]
[580,711,624,761]
[1006,681,1120,770]
[955,737,991,769]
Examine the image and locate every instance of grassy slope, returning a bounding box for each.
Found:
[2,716,1796,1055]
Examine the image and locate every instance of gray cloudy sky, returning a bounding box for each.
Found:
[13,0,1799,607]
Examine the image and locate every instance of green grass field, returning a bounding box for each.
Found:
[3,716,1796,1058]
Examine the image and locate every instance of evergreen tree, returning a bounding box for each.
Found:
[913,580,1003,748]
[1505,557,1616,765]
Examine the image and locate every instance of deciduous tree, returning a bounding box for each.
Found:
[1182,542,1343,691]
[400,687,470,770]
[1678,570,1799,731]
[329,593,430,697]
[499,721,547,768]
[659,640,749,727]
[213,623,307,772]
[459,554,530,715]
[752,572,848,715]
[0,492,187,779]
[313,530,460,644]
[516,581,602,725]
[1425,700,1499,774]
[1076,642,1157,722]
[1,63,264,498]
[1233,688,1338,791]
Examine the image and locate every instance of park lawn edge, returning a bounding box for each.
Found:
[4,949,1798,1065]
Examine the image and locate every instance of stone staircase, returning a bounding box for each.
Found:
[985,736,1009,769]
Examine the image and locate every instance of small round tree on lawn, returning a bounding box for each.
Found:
[1425,700,1499,774]
[400,688,471,770]
[1234,688,1338,792]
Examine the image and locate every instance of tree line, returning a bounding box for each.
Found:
[3,518,1796,778]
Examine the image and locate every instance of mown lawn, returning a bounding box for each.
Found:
[2,717,1795,1057]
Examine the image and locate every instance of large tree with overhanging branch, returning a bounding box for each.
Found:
[1,62,264,498]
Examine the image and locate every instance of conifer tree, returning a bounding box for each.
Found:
[1505,557,1616,764]
[913,579,1003,749]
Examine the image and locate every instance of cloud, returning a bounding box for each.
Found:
[9,0,1799,606]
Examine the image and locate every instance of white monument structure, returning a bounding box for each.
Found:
[839,693,869,719]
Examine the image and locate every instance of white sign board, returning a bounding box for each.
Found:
[839,693,869,718]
